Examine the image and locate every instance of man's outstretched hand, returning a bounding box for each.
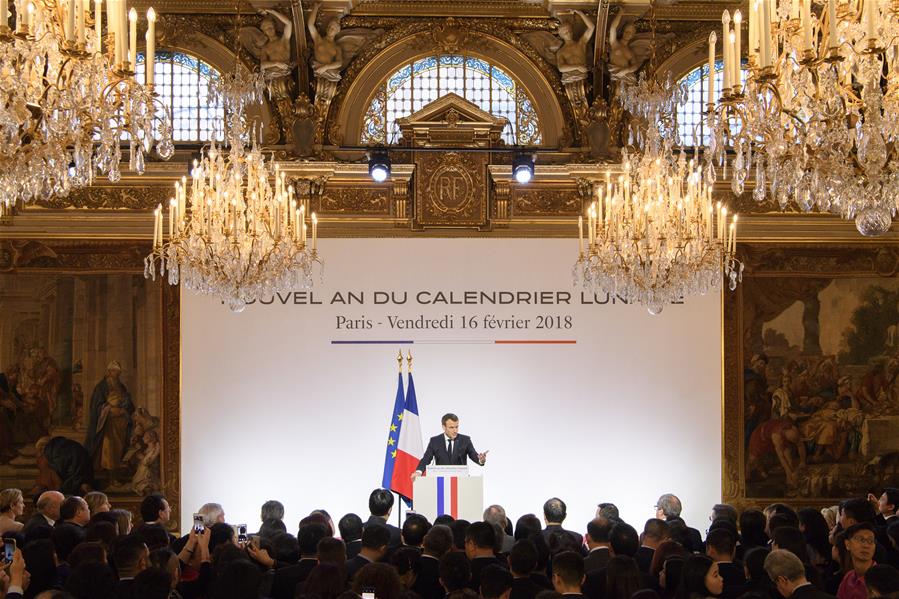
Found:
[478,450,489,465]
[411,470,422,481]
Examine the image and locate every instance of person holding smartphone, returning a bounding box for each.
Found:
[2,548,28,599]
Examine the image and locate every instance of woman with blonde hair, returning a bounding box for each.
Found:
[0,488,25,534]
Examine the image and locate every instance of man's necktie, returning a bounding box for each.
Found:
[447,438,454,457]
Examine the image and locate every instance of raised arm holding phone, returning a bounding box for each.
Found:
[411,413,488,480]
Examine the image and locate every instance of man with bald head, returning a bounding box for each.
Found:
[24,490,64,533]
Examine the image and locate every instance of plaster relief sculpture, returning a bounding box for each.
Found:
[307,3,382,84]
[607,13,655,83]
[238,9,294,82]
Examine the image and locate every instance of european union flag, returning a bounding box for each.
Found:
[381,372,405,489]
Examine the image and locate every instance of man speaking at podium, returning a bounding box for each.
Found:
[411,413,487,480]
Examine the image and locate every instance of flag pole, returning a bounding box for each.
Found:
[406,349,413,513]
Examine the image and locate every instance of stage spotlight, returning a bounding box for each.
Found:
[368,148,391,182]
[512,153,534,184]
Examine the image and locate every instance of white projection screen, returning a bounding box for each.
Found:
[181,238,722,534]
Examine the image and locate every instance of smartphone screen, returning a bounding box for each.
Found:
[193,514,204,533]
[3,539,15,562]
[361,588,376,599]
[237,524,248,543]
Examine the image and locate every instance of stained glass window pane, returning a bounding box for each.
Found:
[677,60,749,147]
[135,50,225,142]
[365,55,542,146]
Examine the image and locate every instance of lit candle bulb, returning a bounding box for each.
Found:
[128,7,136,68]
[827,0,838,49]
[94,0,102,52]
[311,212,318,251]
[578,215,584,254]
[733,11,742,89]
[708,31,717,105]
[722,11,731,90]
[145,8,156,87]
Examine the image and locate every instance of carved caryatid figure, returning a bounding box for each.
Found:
[238,8,294,81]
[522,10,595,85]
[607,13,655,83]
[307,3,381,84]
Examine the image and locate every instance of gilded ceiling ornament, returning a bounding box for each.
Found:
[607,13,658,83]
[431,17,467,53]
[307,3,382,84]
[238,8,295,81]
[521,11,595,85]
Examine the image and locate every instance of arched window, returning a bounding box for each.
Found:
[361,55,542,146]
[135,51,225,142]
[677,60,748,147]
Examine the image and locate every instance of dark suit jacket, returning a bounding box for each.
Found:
[416,434,480,471]
[345,539,363,560]
[584,547,611,574]
[364,515,402,548]
[413,554,444,599]
[23,513,52,535]
[511,577,545,599]
[270,557,318,599]
[717,561,747,599]
[115,578,137,599]
[634,547,654,573]
[543,525,586,556]
[582,566,655,599]
[666,517,704,553]
[791,582,837,599]
[469,555,508,591]
[346,554,374,583]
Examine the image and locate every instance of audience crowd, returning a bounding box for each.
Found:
[0,486,896,599]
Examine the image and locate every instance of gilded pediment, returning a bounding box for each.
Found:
[396,93,508,147]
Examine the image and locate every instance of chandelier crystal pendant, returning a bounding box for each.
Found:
[0,0,173,208]
[705,0,899,236]
[143,68,323,313]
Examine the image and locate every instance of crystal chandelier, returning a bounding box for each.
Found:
[705,0,899,236]
[0,0,173,208]
[144,66,322,313]
[574,5,742,314]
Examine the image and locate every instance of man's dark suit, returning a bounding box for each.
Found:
[417,434,481,471]
[634,546,654,573]
[346,554,375,582]
[582,566,655,599]
[115,578,137,599]
[23,513,52,534]
[413,554,445,599]
[345,539,363,560]
[270,557,318,599]
[542,525,586,556]
[666,517,704,553]
[716,561,747,599]
[364,515,401,548]
[791,582,837,599]
[584,547,611,574]
[468,555,507,591]
[511,576,545,599]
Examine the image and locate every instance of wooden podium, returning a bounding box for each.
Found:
[412,466,484,522]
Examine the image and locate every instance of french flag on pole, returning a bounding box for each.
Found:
[390,372,423,500]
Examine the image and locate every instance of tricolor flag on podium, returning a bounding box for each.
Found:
[390,372,423,500]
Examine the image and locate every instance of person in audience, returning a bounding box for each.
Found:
[551,551,585,599]
[610,523,640,559]
[739,510,770,560]
[390,546,422,591]
[211,558,262,599]
[509,540,544,599]
[261,500,284,525]
[604,556,640,599]
[366,489,401,549]
[339,514,364,560]
[764,549,835,599]
[67,541,106,569]
[650,541,688,584]
[302,562,346,599]
[465,521,505,590]
[773,527,825,589]
[57,497,90,529]
[872,489,899,528]
[485,506,515,555]
[86,521,119,553]
[742,546,773,597]
[435,515,455,526]
[353,562,403,599]
[705,528,745,599]
[636,520,669,574]
[196,504,224,529]
[318,537,348,567]
[414,524,454,599]
[84,492,111,517]
[710,505,739,527]
[347,523,391,583]
[655,495,703,553]
[3,548,28,599]
[63,561,117,599]
[838,523,878,599]
[676,555,723,599]
[799,508,833,571]
[25,491,65,533]
[270,522,328,599]
[451,521,472,551]
[113,535,150,599]
[135,495,174,547]
[312,509,337,538]
[585,518,614,574]
[542,499,584,554]
[401,514,430,549]
[23,539,61,599]
[822,508,840,533]
[841,500,878,531]
[108,509,133,537]
[147,548,181,598]
[439,551,471,594]
[0,488,25,535]
[132,567,173,599]
[659,556,685,599]
[481,564,513,599]
[864,564,899,598]
[596,505,620,522]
